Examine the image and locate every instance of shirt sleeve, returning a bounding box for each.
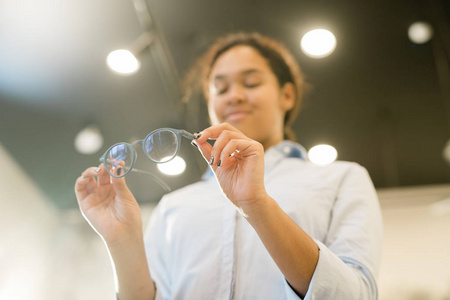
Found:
[143,199,171,300]
[287,163,383,300]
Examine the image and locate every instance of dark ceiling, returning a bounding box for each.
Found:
[1,0,450,209]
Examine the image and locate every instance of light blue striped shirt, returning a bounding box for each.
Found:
[145,141,383,299]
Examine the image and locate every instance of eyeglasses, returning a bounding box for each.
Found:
[99,128,195,190]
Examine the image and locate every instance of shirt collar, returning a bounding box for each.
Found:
[201,140,307,181]
[267,140,308,160]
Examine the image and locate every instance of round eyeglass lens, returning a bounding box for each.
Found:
[105,144,133,177]
[144,130,178,163]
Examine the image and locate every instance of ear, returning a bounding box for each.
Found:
[279,82,295,112]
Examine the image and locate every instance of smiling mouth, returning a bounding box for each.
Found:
[225,111,250,121]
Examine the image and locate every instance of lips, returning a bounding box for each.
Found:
[225,110,251,121]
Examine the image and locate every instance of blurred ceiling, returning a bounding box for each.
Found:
[1,0,450,209]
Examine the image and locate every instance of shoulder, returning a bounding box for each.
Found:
[315,161,370,178]
[270,159,374,198]
[277,157,369,181]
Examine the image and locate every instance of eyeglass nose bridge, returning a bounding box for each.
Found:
[100,128,197,180]
[132,140,143,147]
[131,140,144,161]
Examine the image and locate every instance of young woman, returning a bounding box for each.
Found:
[75,32,382,300]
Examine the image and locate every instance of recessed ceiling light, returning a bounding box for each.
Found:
[157,156,186,176]
[74,125,103,155]
[408,21,433,44]
[308,144,338,165]
[106,49,140,75]
[301,29,337,58]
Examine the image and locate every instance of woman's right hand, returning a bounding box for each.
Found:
[74,165,143,247]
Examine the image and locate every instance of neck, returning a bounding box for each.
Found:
[261,135,283,151]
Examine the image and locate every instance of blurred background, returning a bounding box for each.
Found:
[1,0,450,299]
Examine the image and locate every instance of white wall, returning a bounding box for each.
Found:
[0,143,59,299]
[0,143,119,300]
[1,141,450,299]
[378,185,450,300]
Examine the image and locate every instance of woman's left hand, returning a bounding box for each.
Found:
[194,123,268,210]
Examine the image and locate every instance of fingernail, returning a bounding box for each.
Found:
[82,176,87,179]
[191,140,198,148]
[117,167,122,176]
[194,133,202,140]
[95,168,100,172]
[217,160,221,167]
[209,156,214,165]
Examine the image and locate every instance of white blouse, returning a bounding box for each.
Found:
[144,141,383,300]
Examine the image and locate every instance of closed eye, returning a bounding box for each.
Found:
[216,86,228,94]
[212,79,228,95]
[243,72,263,89]
[245,82,261,88]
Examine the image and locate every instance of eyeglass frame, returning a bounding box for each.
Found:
[99,128,195,179]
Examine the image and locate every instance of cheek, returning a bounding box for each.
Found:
[253,88,281,110]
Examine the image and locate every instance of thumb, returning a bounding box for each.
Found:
[110,167,133,198]
[194,139,213,165]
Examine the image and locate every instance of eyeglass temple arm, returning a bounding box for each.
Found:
[125,167,172,192]
[180,130,195,139]
[101,159,172,193]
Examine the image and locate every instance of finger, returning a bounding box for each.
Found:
[81,166,102,179]
[220,139,264,168]
[194,139,214,166]
[101,160,129,194]
[208,130,244,167]
[75,175,98,203]
[80,165,108,188]
[75,176,89,201]
[217,139,251,168]
[110,172,132,198]
[78,167,102,198]
[96,163,112,186]
[195,123,244,145]
[195,123,249,167]
[84,176,98,194]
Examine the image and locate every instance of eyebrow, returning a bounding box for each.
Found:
[213,68,263,81]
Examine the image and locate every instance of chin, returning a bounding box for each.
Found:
[223,119,246,131]
[214,119,256,139]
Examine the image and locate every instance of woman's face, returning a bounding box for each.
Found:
[208,45,294,149]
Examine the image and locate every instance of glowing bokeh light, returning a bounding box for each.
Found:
[308,144,338,165]
[301,29,336,58]
[408,21,433,44]
[74,126,103,155]
[106,49,140,75]
[157,156,186,176]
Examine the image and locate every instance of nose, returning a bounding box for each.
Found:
[226,84,246,104]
